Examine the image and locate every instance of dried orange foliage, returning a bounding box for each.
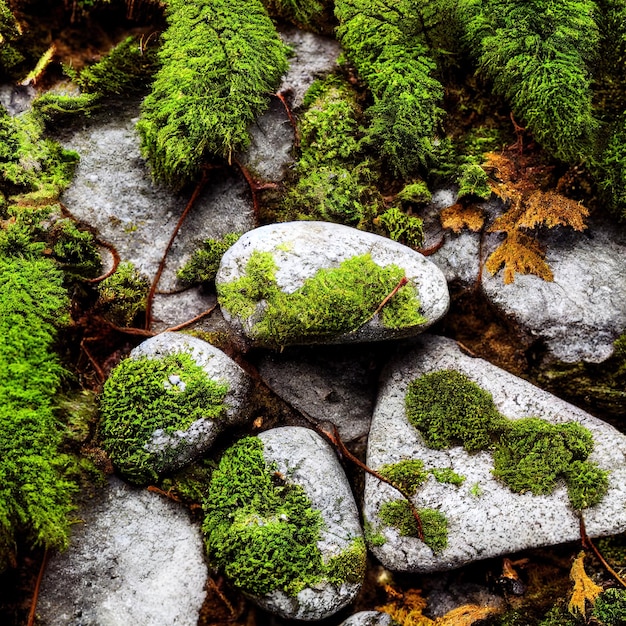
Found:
[440,203,485,233]
[378,588,500,626]
[482,150,589,283]
[436,604,501,625]
[485,230,553,284]
[568,552,603,618]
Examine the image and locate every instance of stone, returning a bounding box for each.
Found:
[209,427,365,621]
[53,99,255,330]
[339,611,394,626]
[37,476,207,626]
[482,215,626,363]
[364,334,626,573]
[102,332,252,480]
[216,221,450,348]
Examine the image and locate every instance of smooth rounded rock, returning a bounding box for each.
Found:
[37,477,207,626]
[339,611,394,626]
[216,221,449,348]
[101,332,252,481]
[364,335,626,573]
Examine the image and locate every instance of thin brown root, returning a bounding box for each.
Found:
[27,549,49,626]
[162,304,217,333]
[580,514,626,589]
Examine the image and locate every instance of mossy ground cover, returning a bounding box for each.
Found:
[218,251,426,348]
[405,370,609,510]
[98,352,229,484]
[203,436,366,596]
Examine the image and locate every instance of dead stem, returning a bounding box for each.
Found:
[27,549,49,626]
[580,513,626,589]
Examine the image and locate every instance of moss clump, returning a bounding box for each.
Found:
[378,459,429,496]
[48,218,102,279]
[218,251,426,348]
[405,370,507,452]
[406,370,609,510]
[177,232,241,286]
[204,437,362,596]
[98,353,228,484]
[375,207,424,248]
[137,0,289,188]
[96,261,149,327]
[325,537,368,586]
[379,500,448,554]
[592,588,626,625]
[430,467,466,486]
[595,115,626,220]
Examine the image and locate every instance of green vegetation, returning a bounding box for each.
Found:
[0,0,23,74]
[406,370,609,509]
[98,352,229,484]
[335,0,445,178]
[378,500,448,554]
[262,0,326,30]
[137,0,289,188]
[48,218,102,279]
[96,261,149,327]
[218,251,426,348]
[595,115,626,219]
[457,0,599,163]
[203,436,365,596]
[592,587,626,624]
[430,467,465,486]
[177,232,241,286]
[378,459,429,495]
[376,207,424,248]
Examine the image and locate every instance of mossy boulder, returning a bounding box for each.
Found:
[204,427,365,620]
[98,332,252,484]
[364,334,626,573]
[215,221,449,349]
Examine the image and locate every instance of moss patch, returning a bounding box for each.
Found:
[378,459,429,496]
[218,250,426,348]
[177,232,241,286]
[96,261,149,327]
[430,467,466,486]
[379,500,448,554]
[203,436,363,596]
[405,370,609,510]
[98,353,228,484]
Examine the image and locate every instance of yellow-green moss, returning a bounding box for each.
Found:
[378,459,429,496]
[379,500,448,554]
[430,467,466,486]
[203,436,363,596]
[98,352,228,484]
[406,370,609,510]
[218,250,426,348]
[177,232,241,286]
[96,261,149,327]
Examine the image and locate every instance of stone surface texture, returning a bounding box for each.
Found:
[253,427,364,621]
[482,216,626,363]
[54,99,255,330]
[339,612,394,626]
[364,335,626,573]
[217,221,450,347]
[37,477,207,626]
[129,332,252,472]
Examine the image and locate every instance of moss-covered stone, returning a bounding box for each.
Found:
[430,467,465,486]
[96,261,149,327]
[378,500,448,554]
[177,232,241,286]
[405,370,609,510]
[378,459,430,496]
[98,353,229,484]
[203,436,360,596]
[218,251,426,348]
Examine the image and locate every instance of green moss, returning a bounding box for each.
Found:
[595,115,626,220]
[537,606,581,626]
[457,162,492,200]
[98,352,228,484]
[96,261,149,327]
[204,436,362,596]
[469,482,483,498]
[405,370,507,452]
[379,500,448,554]
[262,0,325,29]
[592,587,626,624]
[430,467,465,486]
[396,181,432,205]
[378,459,429,496]
[177,232,241,286]
[406,370,609,509]
[364,520,386,547]
[48,218,102,279]
[375,206,424,248]
[218,251,426,348]
[137,0,289,188]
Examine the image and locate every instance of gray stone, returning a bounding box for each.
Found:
[256,345,381,442]
[54,99,255,328]
[37,477,207,626]
[339,611,394,626]
[251,426,365,621]
[216,221,450,348]
[364,334,626,573]
[482,216,626,363]
[127,332,252,474]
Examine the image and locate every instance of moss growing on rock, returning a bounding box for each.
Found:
[378,459,429,496]
[48,218,102,279]
[379,500,448,554]
[177,232,241,286]
[203,436,361,596]
[406,370,609,510]
[218,251,426,347]
[592,587,626,625]
[98,353,228,484]
[375,206,424,248]
[96,261,149,327]
[430,467,466,486]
